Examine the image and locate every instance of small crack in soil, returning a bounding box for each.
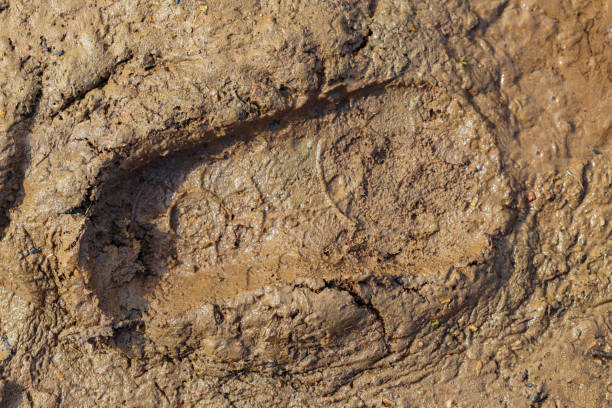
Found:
[51,53,134,119]
[325,279,390,351]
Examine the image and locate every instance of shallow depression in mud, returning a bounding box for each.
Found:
[76,86,515,361]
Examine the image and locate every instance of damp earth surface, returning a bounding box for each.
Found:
[0,0,610,407]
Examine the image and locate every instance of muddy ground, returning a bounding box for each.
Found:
[0,0,610,406]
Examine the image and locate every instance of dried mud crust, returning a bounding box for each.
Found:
[0,0,610,407]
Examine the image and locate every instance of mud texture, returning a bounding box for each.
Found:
[0,0,610,407]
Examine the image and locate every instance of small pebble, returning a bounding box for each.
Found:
[56,50,64,56]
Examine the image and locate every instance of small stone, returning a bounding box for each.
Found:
[475,360,483,375]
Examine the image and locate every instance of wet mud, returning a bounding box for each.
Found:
[0,0,610,407]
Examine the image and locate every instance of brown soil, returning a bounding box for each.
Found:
[0,0,610,407]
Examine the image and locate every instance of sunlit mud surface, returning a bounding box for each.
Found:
[0,0,610,407]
